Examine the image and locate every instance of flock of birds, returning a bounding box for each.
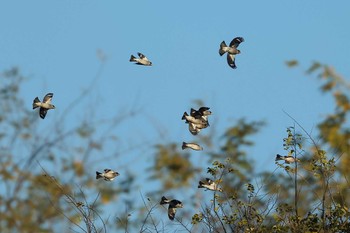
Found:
[32,36,297,221]
[127,36,245,69]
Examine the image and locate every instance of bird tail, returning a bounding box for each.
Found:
[198,181,204,188]
[275,154,284,161]
[181,142,187,150]
[96,171,103,179]
[129,55,136,62]
[160,196,170,205]
[219,41,227,56]
[181,112,189,121]
[33,97,40,109]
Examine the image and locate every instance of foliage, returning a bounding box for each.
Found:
[1,61,350,232]
[0,67,134,232]
[151,143,198,190]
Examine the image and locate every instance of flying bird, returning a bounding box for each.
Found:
[182,107,212,135]
[219,37,244,69]
[190,107,212,119]
[96,169,120,181]
[182,112,209,126]
[182,112,209,135]
[275,154,300,164]
[182,142,203,151]
[190,107,212,125]
[32,93,56,119]
[198,178,223,192]
[188,122,201,135]
[129,52,152,66]
[160,196,183,220]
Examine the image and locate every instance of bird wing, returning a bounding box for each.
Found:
[39,107,48,119]
[137,52,149,61]
[190,109,204,119]
[227,54,237,69]
[104,169,112,173]
[206,178,213,184]
[198,107,210,112]
[229,37,244,48]
[190,108,197,116]
[168,204,177,220]
[160,196,170,205]
[43,93,53,104]
[198,107,211,117]
[192,112,202,119]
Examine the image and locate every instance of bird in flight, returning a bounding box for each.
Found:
[182,112,208,135]
[198,178,223,192]
[96,169,120,181]
[275,154,300,164]
[182,142,203,151]
[219,37,244,69]
[190,107,212,121]
[32,93,55,119]
[182,106,212,135]
[182,112,208,126]
[130,52,152,66]
[160,196,183,220]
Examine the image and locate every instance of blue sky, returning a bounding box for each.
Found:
[1,0,350,229]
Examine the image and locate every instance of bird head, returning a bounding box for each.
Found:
[175,201,183,208]
[51,105,56,109]
[237,50,241,54]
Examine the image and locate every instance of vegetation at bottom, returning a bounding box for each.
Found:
[0,61,349,233]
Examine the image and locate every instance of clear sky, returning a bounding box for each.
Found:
[1,0,350,230]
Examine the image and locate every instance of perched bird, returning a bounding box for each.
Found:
[129,52,152,66]
[32,93,56,119]
[219,37,244,69]
[96,169,120,181]
[160,196,183,220]
[182,142,203,151]
[198,178,223,192]
[275,154,300,164]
